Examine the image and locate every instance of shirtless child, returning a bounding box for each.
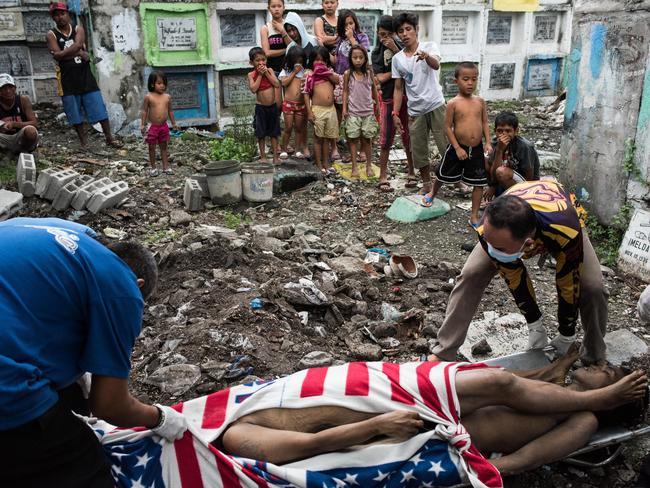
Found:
[304,46,340,175]
[422,62,492,227]
[140,71,178,176]
[248,47,282,164]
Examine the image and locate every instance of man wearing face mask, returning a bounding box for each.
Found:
[430,180,607,366]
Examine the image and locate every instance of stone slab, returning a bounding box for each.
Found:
[604,329,649,366]
[272,160,321,193]
[0,189,23,221]
[16,152,36,197]
[618,208,650,281]
[385,195,451,223]
[458,311,529,362]
[183,178,203,212]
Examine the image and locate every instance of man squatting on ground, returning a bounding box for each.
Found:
[0,73,39,154]
[431,179,608,365]
[220,352,647,475]
[46,2,119,148]
[0,218,188,487]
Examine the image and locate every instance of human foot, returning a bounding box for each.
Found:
[545,342,581,384]
[366,166,375,178]
[596,370,648,410]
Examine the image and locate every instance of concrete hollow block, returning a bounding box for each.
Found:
[16,153,36,197]
[43,168,79,201]
[52,175,95,211]
[35,168,56,197]
[0,189,23,221]
[71,177,113,211]
[190,173,208,196]
[86,181,129,214]
[184,178,203,212]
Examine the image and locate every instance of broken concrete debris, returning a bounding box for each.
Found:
[0,189,23,221]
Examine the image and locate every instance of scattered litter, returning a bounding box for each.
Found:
[250,298,264,310]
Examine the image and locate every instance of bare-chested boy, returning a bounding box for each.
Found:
[248,47,281,164]
[422,62,492,227]
[140,71,177,176]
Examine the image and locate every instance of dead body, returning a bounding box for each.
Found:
[219,355,646,476]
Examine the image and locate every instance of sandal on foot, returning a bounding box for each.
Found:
[421,194,434,207]
[405,177,418,188]
[377,182,394,193]
[279,152,289,160]
[468,219,480,230]
[163,168,174,175]
[327,168,337,176]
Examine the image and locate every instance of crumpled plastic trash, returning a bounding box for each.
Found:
[381,302,404,323]
[284,278,329,305]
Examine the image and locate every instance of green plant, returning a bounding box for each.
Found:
[209,104,257,162]
[221,210,250,229]
[586,203,633,267]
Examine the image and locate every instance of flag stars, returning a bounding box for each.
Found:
[343,473,359,485]
[373,470,389,482]
[428,460,446,477]
[135,452,152,468]
[130,476,146,488]
[401,469,416,483]
[410,453,423,466]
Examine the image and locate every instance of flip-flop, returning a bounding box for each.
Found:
[377,182,394,193]
[405,177,418,188]
[468,219,480,230]
[279,152,289,160]
[294,151,305,159]
[327,168,337,176]
[421,194,434,207]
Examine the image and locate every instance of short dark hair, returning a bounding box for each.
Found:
[147,71,167,92]
[348,45,369,74]
[107,241,158,300]
[337,10,360,39]
[267,0,284,6]
[249,47,265,62]
[595,365,649,428]
[313,45,332,68]
[394,12,418,31]
[484,195,537,240]
[454,61,478,78]
[377,15,394,32]
[495,110,519,129]
[284,45,305,72]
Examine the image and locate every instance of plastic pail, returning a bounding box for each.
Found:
[204,160,242,205]
[241,163,274,203]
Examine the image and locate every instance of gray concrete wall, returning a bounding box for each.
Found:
[560,1,650,223]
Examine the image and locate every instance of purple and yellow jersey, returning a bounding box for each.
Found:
[477,180,583,333]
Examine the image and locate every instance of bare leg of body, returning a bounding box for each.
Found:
[455,367,647,416]
[510,342,580,384]
[463,406,597,475]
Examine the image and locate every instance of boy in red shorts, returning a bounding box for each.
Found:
[141,71,178,176]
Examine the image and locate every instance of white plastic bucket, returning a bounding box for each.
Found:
[241,163,274,203]
[204,160,242,205]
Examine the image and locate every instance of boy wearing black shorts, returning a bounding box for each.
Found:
[248,47,281,164]
[421,62,491,227]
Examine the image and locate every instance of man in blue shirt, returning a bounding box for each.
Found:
[0,217,188,487]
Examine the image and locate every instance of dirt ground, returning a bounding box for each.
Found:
[7,98,650,487]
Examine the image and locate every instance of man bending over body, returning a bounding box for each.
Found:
[220,356,646,477]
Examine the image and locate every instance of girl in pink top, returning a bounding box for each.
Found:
[342,45,379,178]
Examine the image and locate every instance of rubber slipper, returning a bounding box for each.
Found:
[421,194,434,207]
[294,151,305,159]
[405,177,418,188]
[327,168,337,176]
[468,219,480,230]
[377,182,394,193]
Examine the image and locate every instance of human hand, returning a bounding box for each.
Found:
[374,410,424,439]
[497,133,511,150]
[80,51,90,62]
[272,19,285,36]
[484,143,493,157]
[483,186,496,202]
[140,125,146,135]
[455,146,468,160]
[381,36,398,53]
[345,25,355,40]
[342,108,348,119]
[307,112,315,123]
[392,114,403,132]
[3,121,15,131]
[257,65,268,75]
[172,125,179,131]
[293,63,302,73]
[415,50,428,62]
[152,404,189,441]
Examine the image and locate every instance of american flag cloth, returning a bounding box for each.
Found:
[95,361,503,488]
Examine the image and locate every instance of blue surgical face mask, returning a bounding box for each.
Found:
[487,242,524,263]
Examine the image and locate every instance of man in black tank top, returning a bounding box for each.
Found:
[46,2,120,148]
[0,73,39,155]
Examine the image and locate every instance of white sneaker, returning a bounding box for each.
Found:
[527,318,549,350]
[549,333,577,356]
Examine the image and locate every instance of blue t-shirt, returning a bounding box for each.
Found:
[0,218,144,430]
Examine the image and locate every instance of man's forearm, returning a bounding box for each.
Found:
[305,416,381,457]
[91,393,159,428]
